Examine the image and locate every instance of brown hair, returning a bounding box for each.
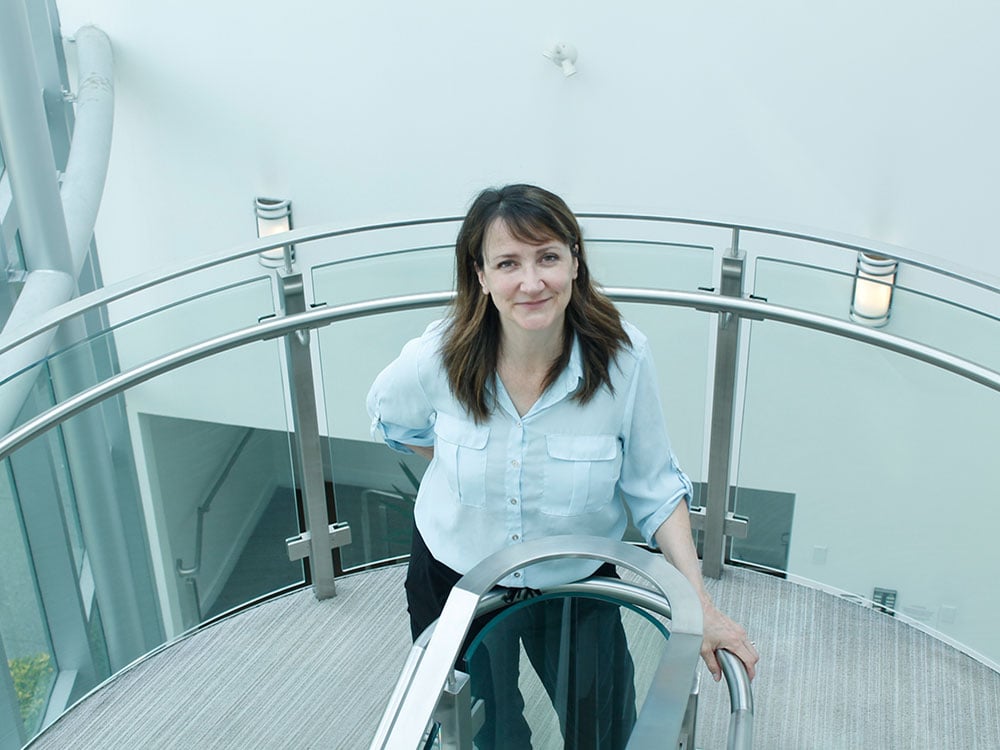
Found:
[441,184,630,421]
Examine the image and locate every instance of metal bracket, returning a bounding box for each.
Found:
[434,670,484,749]
[285,522,353,562]
[688,507,749,540]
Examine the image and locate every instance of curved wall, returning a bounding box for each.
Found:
[55,0,1000,284]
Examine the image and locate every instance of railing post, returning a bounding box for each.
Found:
[701,231,747,579]
[277,272,346,599]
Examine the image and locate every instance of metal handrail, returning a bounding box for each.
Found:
[399,579,754,749]
[2,211,998,359]
[370,536,713,750]
[2,287,999,463]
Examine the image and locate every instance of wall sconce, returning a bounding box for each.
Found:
[543,42,577,77]
[850,252,898,327]
[255,197,294,270]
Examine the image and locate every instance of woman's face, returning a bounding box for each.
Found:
[476,219,578,338]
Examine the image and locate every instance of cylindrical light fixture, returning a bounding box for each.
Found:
[255,197,293,270]
[850,252,898,327]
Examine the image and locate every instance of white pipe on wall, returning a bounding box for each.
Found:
[0,25,114,434]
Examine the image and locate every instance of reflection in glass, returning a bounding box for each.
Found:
[462,593,669,749]
[736,315,1000,663]
[312,246,454,308]
[0,463,56,736]
[586,240,714,292]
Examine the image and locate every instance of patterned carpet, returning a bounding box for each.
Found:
[25,564,1000,749]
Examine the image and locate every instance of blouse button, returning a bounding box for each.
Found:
[512,534,519,541]
[513,572,521,578]
[510,497,518,505]
[511,459,520,468]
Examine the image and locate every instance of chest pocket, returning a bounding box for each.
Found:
[433,413,490,508]
[543,434,622,516]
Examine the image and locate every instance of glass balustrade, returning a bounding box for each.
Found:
[125,339,303,632]
[0,463,55,737]
[461,592,671,749]
[750,257,1000,372]
[312,243,451,571]
[0,216,998,744]
[1,272,276,428]
[735,310,1000,663]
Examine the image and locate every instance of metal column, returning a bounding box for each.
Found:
[0,0,73,273]
[277,273,349,599]
[700,232,749,579]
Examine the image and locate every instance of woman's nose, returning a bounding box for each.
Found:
[521,264,544,291]
[519,267,544,291]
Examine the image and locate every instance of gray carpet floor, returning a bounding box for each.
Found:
[26,564,1000,749]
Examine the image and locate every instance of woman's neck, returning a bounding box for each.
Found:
[496,325,566,416]
[498,323,563,373]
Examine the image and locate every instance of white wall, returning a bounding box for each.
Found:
[51,0,1000,659]
[56,0,1000,284]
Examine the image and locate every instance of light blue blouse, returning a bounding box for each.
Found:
[366,319,693,588]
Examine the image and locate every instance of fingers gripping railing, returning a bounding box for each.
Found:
[370,536,754,750]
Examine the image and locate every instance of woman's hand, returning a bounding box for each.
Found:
[652,504,759,682]
[701,600,758,682]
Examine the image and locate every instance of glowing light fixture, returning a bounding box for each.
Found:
[255,197,294,270]
[850,252,897,327]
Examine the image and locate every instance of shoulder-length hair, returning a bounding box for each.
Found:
[441,184,630,422]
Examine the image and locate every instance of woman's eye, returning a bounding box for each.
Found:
[542,253,559,263]
[497,260,515,270]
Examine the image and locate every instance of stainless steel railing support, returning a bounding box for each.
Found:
[701,234,749,579]
[277,271,346,599]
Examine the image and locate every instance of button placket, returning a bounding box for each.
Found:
[505,416,525,550]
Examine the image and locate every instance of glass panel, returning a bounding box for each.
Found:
[312,246,454,307]
[462,593,669,749]
[735,316,1000,664]
[751,258,1000,371]
[312,239,455,571]
[0,463,56,736]
[316,311,440,571]
[889,284,1000,372]
[590,241,715,537]
[1,274,276,428]
[586,240,715,291]
[130,339,302,631]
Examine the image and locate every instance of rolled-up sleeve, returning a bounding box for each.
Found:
[366,331,436,454]
[618,342,694,547]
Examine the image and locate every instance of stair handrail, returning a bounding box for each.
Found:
[370,535,708,750]
[3,287,999,466]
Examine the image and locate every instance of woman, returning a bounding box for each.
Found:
[367,184,758,746]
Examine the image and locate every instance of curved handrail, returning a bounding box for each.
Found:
[371,535,709,750]
[719,650,754,750]
[2,287,998,463]
[400,578,754,749]
[2,211,998,359]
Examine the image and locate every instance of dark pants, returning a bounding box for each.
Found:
[405,528,637,749]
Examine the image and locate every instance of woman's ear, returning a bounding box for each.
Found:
[475,263,489,294]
